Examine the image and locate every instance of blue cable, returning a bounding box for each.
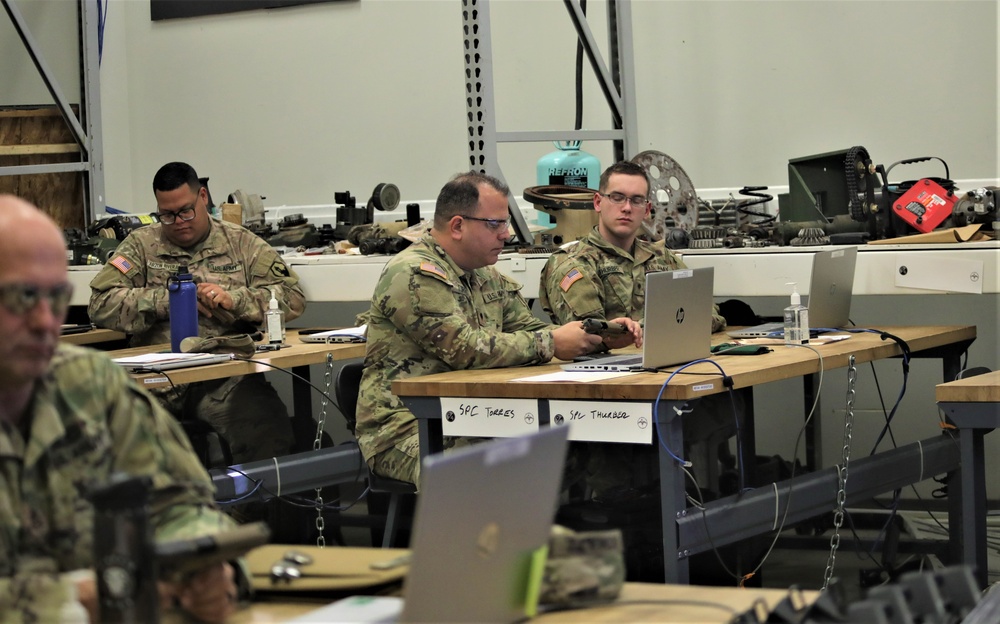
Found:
[653,359,742,482]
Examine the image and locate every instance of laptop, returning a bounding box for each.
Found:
[298,325,367,344]
[290,426,570,623]
[561,267,715,372]
[727,247,858,339]
[111,352,235,373]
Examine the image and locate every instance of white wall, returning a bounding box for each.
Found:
[5,1,997,210]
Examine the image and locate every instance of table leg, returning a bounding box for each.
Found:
[657,397,690,584]
[959,427,987,588]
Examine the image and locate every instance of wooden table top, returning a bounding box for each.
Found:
[393,325,975,402]
[114,330,366,388]
[936,369,1000,403]
[59,327,126,346]
[227,582,813,623]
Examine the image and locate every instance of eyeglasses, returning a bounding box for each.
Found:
[0,282,74,316]
[600,192,649,208]
[152,201,198,225]
[462,215,511,232]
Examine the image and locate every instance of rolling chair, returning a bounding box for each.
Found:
[335,361,416,548]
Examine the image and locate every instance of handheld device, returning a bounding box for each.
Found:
[582,318,627,337]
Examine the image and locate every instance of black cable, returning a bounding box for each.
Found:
[232,356,343,416]
[574,0,586,131]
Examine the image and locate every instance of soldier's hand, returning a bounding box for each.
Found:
[552,321,603,361]
[168,562,238,624]
[196,283,233,318]
[602,317,642,350]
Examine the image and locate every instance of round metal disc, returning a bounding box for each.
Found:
[631,150,700,236]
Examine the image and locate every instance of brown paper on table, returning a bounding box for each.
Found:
[247,545,410,592]
[868,223,992,245]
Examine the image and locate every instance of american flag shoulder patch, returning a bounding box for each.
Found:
[109,255,134,274]
[560,268,584,292]
[419,262,449,281]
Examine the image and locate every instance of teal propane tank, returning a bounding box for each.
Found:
[536,141,600,226]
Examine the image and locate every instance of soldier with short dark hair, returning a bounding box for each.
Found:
[88,162,305,465]
[0,194,239,623]
[355,171,642,486]
[539,162,736,497]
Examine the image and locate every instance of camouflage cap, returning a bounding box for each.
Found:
[539,524,625,608]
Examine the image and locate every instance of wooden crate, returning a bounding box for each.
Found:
[0,105,85,229]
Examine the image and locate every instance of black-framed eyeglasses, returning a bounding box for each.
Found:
[152,200,198,225]
[600,192,649,208]
[0,282,74,316]
[461,215,511,232]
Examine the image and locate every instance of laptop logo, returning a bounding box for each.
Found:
[476,522,500,559]
[675,307,685,324]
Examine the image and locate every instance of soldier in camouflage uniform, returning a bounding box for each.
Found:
[356,172,641,486]
[88,162,306,465]
[539,161,726,331]
[539,162,738,496]
[0,195,238,623]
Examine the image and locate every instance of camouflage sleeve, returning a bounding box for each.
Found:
[712,304,727,333]
[87,235,168,334]
[498,272,551,334]
[539,254,605,324]
[0,574,77,623]
[377,263,555,368]
[229,243,306,324]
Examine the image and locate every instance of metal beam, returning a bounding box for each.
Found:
[462,0,638,245]
[1,0,106,221]
[675,436,961,558]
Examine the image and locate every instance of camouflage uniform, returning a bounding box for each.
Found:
[357,234,555,485]
[0,344,236,622]
[539,227,727,332]
[88,217,306,463]
[539,227,736,496]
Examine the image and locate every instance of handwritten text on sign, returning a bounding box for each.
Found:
[439,398,540,438]
[548,401,653,444]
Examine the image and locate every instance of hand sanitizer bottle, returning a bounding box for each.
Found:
[783,282,809,345]
[266,288,285,345]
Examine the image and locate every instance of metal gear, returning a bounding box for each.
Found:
[845,146,876,222]
[630,150,700,236]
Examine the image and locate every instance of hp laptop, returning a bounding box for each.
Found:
[561,267,715,372]
[291,426,570,623]
[298,325,367,344]
[727,246,858,339]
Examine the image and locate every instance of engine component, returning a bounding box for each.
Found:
[952,187,998,227]
[845,146,879,222]
[228,189,268,233]
[630,150,700,236]
[523,184,598,245]
[789,226,830,246]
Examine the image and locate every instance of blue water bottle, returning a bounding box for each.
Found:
[167,266,198,352]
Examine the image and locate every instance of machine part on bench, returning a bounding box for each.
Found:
[631,150,700,236]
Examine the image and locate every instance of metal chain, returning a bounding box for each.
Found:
[312,353,334,547]
[823,355,857,590]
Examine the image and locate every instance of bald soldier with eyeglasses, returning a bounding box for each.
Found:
[355,171,642,486]
[88,162,306,467]
[0,195,240,623]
